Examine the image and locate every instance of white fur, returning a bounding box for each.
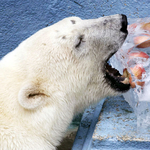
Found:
[0,15,126,149]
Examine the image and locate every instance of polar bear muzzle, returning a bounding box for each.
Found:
[103,15,130,92]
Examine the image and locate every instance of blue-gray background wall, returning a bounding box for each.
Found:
[0,0,150,58]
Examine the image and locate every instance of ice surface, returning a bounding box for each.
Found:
[110,17,150,132]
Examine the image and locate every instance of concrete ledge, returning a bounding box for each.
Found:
[73,96,150,149]
[72,98,105,150]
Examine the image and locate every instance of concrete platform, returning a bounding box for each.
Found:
[73,96,150,150]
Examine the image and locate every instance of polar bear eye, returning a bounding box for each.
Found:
[75,35,85,48]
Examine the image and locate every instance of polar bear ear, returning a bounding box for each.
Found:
[18,83,46,110]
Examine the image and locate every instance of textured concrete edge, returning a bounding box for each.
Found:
[72,98,106,150]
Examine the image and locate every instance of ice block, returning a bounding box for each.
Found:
[110,17,150,133]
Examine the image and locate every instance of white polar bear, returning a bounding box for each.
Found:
[0,14,130,150]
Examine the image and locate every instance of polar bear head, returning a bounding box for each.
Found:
[17,14,129,110]
[1,14,129,149]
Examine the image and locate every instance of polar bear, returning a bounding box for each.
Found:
[0,14,129,150]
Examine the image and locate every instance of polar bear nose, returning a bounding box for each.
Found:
[120,14,128,34]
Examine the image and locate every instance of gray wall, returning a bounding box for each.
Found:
[0,0,150,58]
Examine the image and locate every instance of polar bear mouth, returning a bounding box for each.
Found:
[104,61,130,92]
